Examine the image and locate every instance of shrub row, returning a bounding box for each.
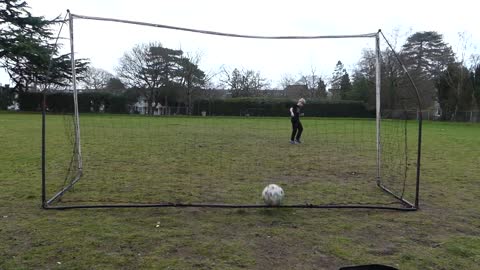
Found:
[18,92,130,113]
[195,98,374,117]
[18,92,374,117]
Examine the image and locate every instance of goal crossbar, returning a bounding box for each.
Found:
[70,12,378,40]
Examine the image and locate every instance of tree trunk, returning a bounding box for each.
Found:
[147,88,153,115]
[187,88,192,115]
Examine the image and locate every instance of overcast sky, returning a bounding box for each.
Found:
[1,0,479,88]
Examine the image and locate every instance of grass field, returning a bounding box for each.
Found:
[43,113,415,208]
[1,112,479,269]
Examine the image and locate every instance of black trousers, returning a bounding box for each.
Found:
[290,118,303,141]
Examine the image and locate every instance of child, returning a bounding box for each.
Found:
[290,98,306,144]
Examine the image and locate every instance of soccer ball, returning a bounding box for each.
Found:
[262,184,284,206]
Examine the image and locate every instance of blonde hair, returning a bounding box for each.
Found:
[298,98,306,104]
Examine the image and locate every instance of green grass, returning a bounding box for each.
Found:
[1,112,479,269]
[44,114,413,207]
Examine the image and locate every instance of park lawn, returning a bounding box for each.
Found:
[0,112,479,269]
[42,113,414,208]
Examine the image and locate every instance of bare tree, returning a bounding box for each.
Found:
[220,67,269,97]
[453,32,470,117]
[470,54,480,69]
[116,42,192,115]
[471,59,480,112]
[279,73,296,90]
[298,67,327,98]
[116,42,162,114]
[82,67,114,90]
[177,52,205,114]
[438,33,476,119]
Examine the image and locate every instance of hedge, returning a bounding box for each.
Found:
[17,92,374,118]
[18,92,129,114]
[194,98,374,118]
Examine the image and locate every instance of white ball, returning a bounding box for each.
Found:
[262,184,284,206]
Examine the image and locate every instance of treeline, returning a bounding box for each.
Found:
[1,0,480,121]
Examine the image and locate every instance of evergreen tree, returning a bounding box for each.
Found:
[340,73,352,100]
[402,31,455,79]
[316,77,327,98]
[0,0,88,92]
[330,61,351,100]
[402,31,456,108]
[348,72,371,103]
[105,78,126,91]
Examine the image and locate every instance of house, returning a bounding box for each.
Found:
[130,98,164,115]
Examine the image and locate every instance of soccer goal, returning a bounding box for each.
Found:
[41,11,423,210]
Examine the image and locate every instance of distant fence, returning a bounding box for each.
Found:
[401,110,480,123]
[374,109,480,123]
[419,110,480,122]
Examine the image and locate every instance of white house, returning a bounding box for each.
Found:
[131,98,164,115]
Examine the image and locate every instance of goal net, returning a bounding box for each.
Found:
[42,12,422,210]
